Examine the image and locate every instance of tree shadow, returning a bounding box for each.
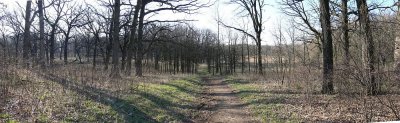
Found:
[163,83,201,95]
[134,92,195,123]
[40,73,158,123]
[265,90,304,95]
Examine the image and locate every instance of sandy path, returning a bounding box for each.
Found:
[195,77,260,123]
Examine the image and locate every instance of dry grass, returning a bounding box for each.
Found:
[227,66,400,122]
[0,62,201,122]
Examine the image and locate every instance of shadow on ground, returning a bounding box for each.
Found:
[41,73,158,123]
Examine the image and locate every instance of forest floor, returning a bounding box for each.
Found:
[2,63,400,122]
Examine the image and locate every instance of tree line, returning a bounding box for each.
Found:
[0,0,399,95]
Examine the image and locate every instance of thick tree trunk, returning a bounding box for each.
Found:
[357,0,378,95]
[320,0,334,94]
[23,0,32,67]
[38,0,46,67]
[110,0,121,78]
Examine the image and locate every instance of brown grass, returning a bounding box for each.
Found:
[228,65,400,122]
[0,62,195,122]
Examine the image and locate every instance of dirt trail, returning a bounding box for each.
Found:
[195,76,260,123]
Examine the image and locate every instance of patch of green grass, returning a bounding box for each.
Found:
[62,100,123,123]
[0,113,12,119]
[5,120,18,123]
[0,113,18,123]
[126,76,203,122]
[36,114,50,123]
[226,79,299,123]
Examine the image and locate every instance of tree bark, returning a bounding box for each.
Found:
[341,0,350,78]
[38,0,46,67]
[63,29,71,64]
[320,0,334,94]
[110,0,121,78]
[256,37,263,74]
[125,0,141,75]
[93,33,99,69]
[395,0,400,67]
[356,0,378,95]
[23,0,32,67]
[135,1,146,77]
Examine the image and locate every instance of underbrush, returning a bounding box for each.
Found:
[226,74,400,122]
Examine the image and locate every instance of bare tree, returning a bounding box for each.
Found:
[281,0,321,40]
[5,11,24,59]
[131,0,209,77]
[341,0,350,81]
[23,0,33,67]
[58,3,87,64]
[0,2,5,20]
[125,0,141,75]
[38,0,46,67]
[356,0,378,95]
[319,0,334,94]
[110,0,121,78]
[222,0,266,74]
[44,0,69,65]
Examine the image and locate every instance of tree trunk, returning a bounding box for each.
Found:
[38,0,46,67]
[341,0,350,79]
[110,0,121,78]
[63,32,70,64]
[155,49,160,70]
[356,0,378,95]
[93,33,99,69]
[49,26,56,65]
[23,0,32,67]
[135,1,146,77]
[125,0,141,75]
[395,0,400,67]
[320,0,334,94]
[104,36,111,70]
[247,37,251,72]
[256,39,263,74]
[241,36,245,74]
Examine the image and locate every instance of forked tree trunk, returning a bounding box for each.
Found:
[135,2,146,77]
[125,0,141,75]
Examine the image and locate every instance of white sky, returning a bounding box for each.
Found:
[1,0,292,45]
[2,0,398,45]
